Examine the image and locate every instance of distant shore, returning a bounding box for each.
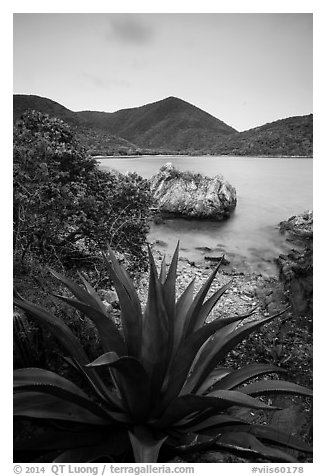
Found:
[94,154,313,160]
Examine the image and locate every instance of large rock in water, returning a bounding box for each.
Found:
[150,163,237,219]
[276,211,313,319]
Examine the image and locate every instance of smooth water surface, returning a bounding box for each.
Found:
[98,156,313,275]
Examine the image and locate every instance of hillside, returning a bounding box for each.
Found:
[13,95,142,156]
[76,96,238,152]
[14,95,237,154]
[13,94,83,126]
[13,94,313,156]
[209,115,313,157]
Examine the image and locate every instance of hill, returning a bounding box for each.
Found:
[209,114,313,157]
[13,95,142,156]
[13,94,312,156]
[13,94,83,126]
[76,96,238,152]
[14,95,237,154]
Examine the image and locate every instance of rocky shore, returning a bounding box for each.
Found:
[276,211,313,321]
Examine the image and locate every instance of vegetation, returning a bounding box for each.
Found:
[14,245,312,463]
[13,94,313,156]
[208,115,313,157]
[13,110,152,272]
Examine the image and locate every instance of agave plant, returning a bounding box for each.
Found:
[13,244,312,463]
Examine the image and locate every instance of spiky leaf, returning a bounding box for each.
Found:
[128,426,168,463]
[103,247,143,359]
[87,353,151,420]
[52,293,126,355]
[14,392,110,425]
[238,380,313,398]
[210,364,287,392]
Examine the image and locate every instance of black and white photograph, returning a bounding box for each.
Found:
[12,4,314,469]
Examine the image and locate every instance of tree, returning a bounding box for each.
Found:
[13,110,152,271]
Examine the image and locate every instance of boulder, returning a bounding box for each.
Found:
[150,163,237,220]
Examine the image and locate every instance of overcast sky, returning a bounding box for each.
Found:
[13,13,312,132]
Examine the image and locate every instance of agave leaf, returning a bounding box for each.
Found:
[211,424,313,454]
[154,391,276,429]
[206,389,279,410]
[77,272,109,314]
[14,392,111,425]
[14,367,89,397]
[173,278,195,355]
[53,430,130,462]
[183,321,240,394]
[88,353,151,420]
[159,256,167,284]
[128,426,168,463]
[176,414,245,433]
[162,242,179,321]
[191,309,288,393]
[85,351,119,368]
[183,260,223,337]
[192,367,232,395]
[50,269,100,310]
[106,245,143,310]
[141,248,171,403]
[13,298,90,365]
[210,364,287,392]
[239,380,313,398]
[14,368,115,421]
[216,432,298,463]
[160,310,255,410]
[161,243,179,359]
[103,249,142,359]
[193,280,233,332]
[52,293,126,355]
[13,298,118,405]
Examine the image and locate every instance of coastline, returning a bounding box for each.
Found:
[95,154,313,160]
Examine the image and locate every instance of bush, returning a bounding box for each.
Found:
[14,245,312,463]
[13,110,152,273]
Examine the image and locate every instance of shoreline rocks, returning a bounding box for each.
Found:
[150,163,237,220]
[276,211,313,319]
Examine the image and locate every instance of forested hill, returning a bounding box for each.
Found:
[13,94,312,156]
[207,114,313,157]
[76,96,238,152]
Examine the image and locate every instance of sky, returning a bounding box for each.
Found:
[13,13,312,132]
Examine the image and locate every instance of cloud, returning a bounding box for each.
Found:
[82,72,131,89]
[108,15,154,45]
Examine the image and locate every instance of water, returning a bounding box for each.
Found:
[98,155,313,275]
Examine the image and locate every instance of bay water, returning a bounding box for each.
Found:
[98,156,313,276]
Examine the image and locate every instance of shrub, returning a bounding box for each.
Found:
[13,110,152,272]
[13,245,312,463]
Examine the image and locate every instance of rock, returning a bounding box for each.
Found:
[242,284,256,297]
[195,246,213,252]
[150,163,237,220]
[279,210,313,244]
[276,212,313,319]
[204,255,231,265]
[98,289,119,305]
[154,239,168,247]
